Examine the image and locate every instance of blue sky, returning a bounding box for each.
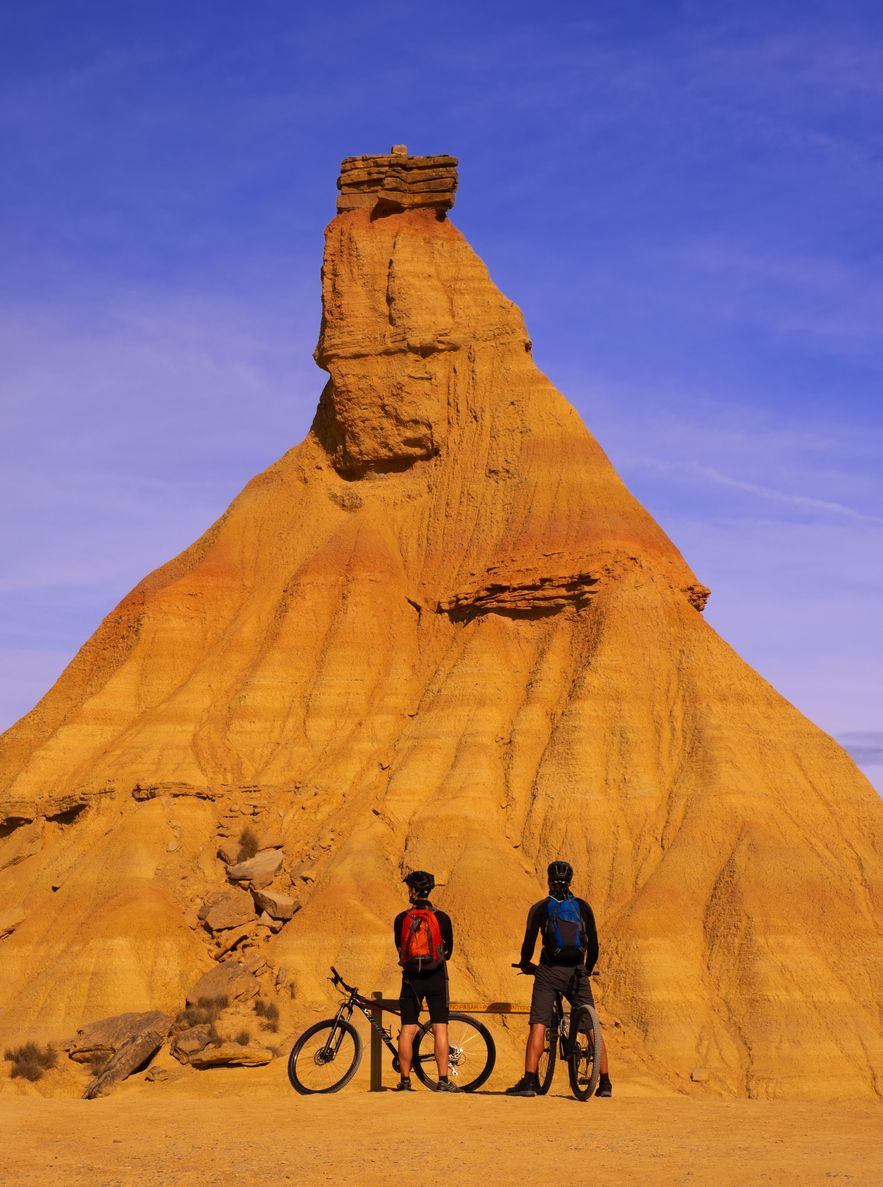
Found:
[1,1,881,790]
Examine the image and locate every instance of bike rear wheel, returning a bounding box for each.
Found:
[287,1018,362,1094]
[412,1012,496,1092]
[567,1005,601,1101]
[535,1025,556,1095]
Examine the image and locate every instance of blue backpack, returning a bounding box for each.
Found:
[544,894,587,960]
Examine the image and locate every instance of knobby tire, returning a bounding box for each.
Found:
[535,1025,557,1095]
[287,1018,363,1094]
[567,1005,601,1101]
[412,1012,496,1092]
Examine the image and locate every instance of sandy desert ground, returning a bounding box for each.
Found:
[3,1057,881,1187]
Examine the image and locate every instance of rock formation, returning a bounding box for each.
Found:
[336,145,457,214]
[1,149,881,1100]
[68,1011,173,1099]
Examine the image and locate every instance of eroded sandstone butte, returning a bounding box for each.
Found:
[1,150,881,1100]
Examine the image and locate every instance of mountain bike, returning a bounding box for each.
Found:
[513,963,602,1100]
[287,966,496,1093]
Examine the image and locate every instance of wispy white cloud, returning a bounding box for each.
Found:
[641,458,883,526]
[0,286,319,463]
[0,648,73,731]
[658,240,883,353]
[0,283,322,727]
[557,369,883,766]
[690,23,883,103]
[839,732,883,767]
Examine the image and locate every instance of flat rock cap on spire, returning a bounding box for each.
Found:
[337,147,458,215]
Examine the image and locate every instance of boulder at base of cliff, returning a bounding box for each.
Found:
[67,1010,173,1065]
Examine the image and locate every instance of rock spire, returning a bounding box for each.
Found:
[0,153,880,1101]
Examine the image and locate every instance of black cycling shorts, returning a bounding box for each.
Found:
[528,963,595,1027]
[399,966,450,1025]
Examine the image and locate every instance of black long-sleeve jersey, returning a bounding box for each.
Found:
[519,895,599,970]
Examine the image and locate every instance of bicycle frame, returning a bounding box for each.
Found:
[513,965,575,1059]
[323,966,429,1066]
[541,990,574,1060]
[512,962,600,1100]
[288,967,496,1094]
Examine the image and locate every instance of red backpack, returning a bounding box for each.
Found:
[398,907,445,972]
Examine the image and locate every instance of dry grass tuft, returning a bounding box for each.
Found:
[237,828,259,861]
[176,995,229,1029]
[253,999,280,1031]
[4,1042,58,1082]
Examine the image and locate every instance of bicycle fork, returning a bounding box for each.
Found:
[556,1013,570,1060]
[322,1004,356,1059]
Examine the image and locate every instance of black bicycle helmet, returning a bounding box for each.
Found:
[547,860,573,887]
[403,870,435,896]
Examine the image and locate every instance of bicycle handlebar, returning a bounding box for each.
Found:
[329,966,357,995]
[512,961,599,976]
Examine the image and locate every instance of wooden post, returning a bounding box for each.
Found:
[369,991,384,1091]
[365,995,529,1091]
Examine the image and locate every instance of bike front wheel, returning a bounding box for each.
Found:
[535,1025,557,1095]
[567,1005,601,1101]
[412,1012,496,1092]
[287,1018,362,1094]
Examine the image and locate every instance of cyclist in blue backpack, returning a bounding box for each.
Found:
[506,860,612,1098]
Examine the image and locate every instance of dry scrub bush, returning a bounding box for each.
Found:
[199,994,229,1013]
[235,1029,251,1046]
[176,995,229,1029]
[4,1042,58,1081]
[254,999,280,1031]
[237,827,259,861]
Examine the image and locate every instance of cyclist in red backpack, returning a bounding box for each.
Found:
[506,859,612,1098]
[393,870,457,1092]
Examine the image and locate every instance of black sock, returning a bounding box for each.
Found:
[439,1075,449,1083]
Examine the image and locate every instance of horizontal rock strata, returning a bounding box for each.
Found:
[337,146,457,214]
[438,569,602,620]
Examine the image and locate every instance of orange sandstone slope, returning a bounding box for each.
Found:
[1,152,881,1100]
